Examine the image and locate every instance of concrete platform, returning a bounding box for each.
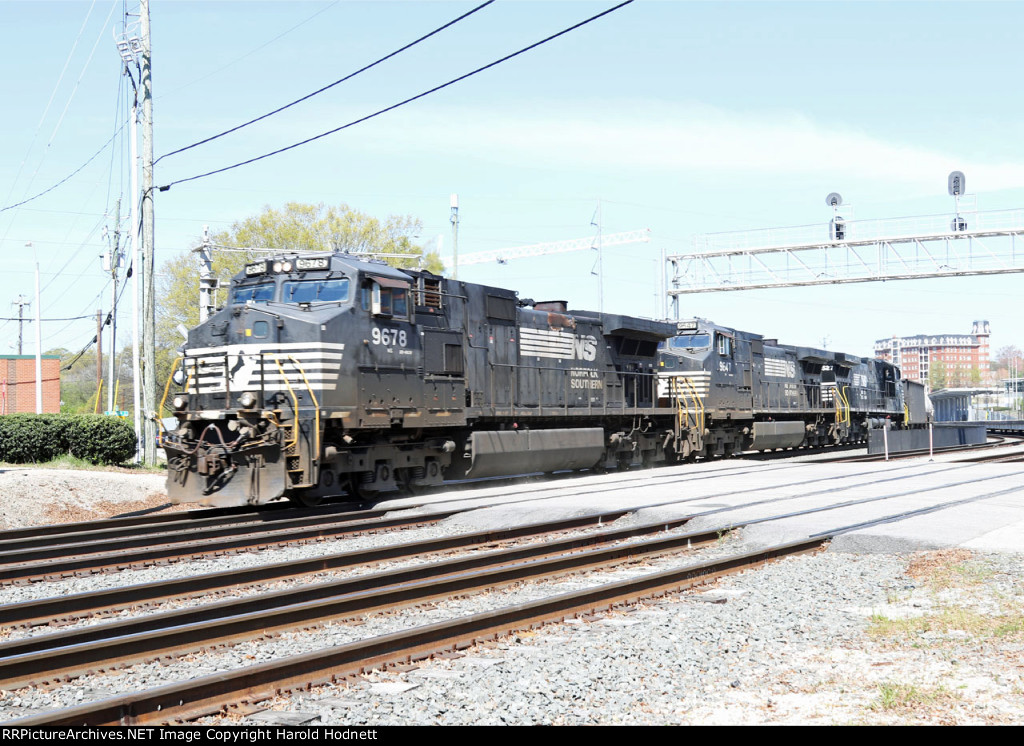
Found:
[377,455,1024,555]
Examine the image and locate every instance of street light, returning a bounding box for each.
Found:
[26,242,42,413]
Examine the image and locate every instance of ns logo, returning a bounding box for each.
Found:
[574,335,598,361]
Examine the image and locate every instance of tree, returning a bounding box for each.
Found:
[928,359,948,391]
[994,345,1024,380]
[50,347,94,413]
[155,202,443,397]
[52,345,135,415]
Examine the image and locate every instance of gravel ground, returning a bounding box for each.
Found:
[0,469,1021,725]
[0,467,173,529]
[186,548,1021,726]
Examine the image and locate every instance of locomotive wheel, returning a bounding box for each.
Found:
[396,468,419,495]
[346,474,380,501]
[289,490,323,508]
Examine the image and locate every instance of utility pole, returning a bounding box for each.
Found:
[107,199,121,414]
[450,194,459,280]
[130,87,141,458]
[116,6,143,460]
[140,0,157,464]
[591,199,603,314]
[196,226,216,323]
[96,310,104,414]
[33,257,41,414]
[12,296,29,355]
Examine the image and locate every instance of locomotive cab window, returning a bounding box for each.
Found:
[361,279,409,320]
[282,278,350,304]
[231,283,276,305]
[668,334,711,350]
[716,333,733,357]
[251,320,269,338]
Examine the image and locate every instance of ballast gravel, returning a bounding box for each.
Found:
[0,469,1022,724]
[191,549,1020,726]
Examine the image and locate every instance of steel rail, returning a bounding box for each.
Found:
[0,457,803,556]
[8,460,1011,663]
[0,501,300,543]
[0,507,650,626]
[0,509,456,585]
[0,517,721,689]
[0,502,380,554]
[8,537,825,726]
[11,475,1023,725]
[0,458,862,585]
[0,456,942,618]
[11,460,1013,689]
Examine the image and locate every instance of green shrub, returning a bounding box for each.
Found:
[0,414,137,465]
[0,414,68,463]
[66,415,138,465]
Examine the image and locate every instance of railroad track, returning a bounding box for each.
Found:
[5,459,1023,725]
[0,455,937,585]
[0,458,820,585]
[0,448,1009,586]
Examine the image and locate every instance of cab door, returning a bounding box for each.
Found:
[357,277,422,426]
[712,331,741,415]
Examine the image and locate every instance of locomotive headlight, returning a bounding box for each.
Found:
[281,260,293,272]
[272,261,283,273]
[172,395,188,411]
[239,391,257,408]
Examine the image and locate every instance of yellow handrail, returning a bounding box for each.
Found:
[155,357,190,441]
[268,354,301,451]
[670,377,691,431]
[159,357,184,417]
[683,377,704,435]
[289,354,321,460]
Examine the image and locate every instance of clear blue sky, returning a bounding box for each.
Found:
[2,0,1023,364]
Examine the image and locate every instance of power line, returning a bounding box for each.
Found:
[0,124,126,214]
[158,0,341,100]
[0,0,100,216]
[155,0,495,164]
[159,0,634,191]
[0,314,95,322]
[49,266,134,367]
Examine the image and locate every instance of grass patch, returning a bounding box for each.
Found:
[0,455,165,474]
[868,607,1024,642]
[905,549,993,591]
[873,682,960,711]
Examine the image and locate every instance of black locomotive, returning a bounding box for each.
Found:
[162,252,915,506]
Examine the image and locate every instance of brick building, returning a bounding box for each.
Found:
[0,355,61,413]
[873,321,992,387]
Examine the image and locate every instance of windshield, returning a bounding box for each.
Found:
[669,334,711,349]
[282,278,350,304]
[231,283,275,304]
